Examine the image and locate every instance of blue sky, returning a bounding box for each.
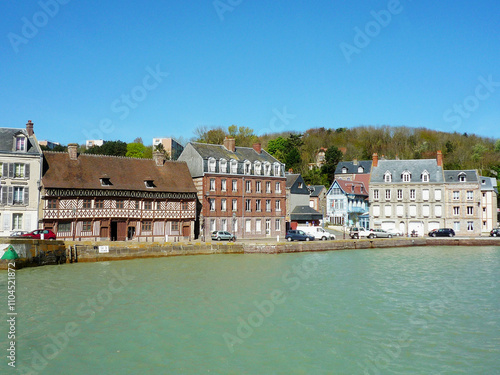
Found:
[1,0,499,145]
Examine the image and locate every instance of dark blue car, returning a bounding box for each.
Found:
[285,230,315,242]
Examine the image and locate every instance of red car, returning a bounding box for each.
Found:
[22,229,57,240]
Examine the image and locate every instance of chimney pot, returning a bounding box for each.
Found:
[223,137,236,152]
[26,120,34,136]
[372,153,378,167]
[68,143,78,160]
[353,158,358,165]
[153,151,165,166]
[252,142,262,154]
[436,150,443,167]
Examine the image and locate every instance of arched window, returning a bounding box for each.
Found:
[208,157,216,173]
[264,162,271,176]
[254,161,262,175]
[273,163,281,176]
[342,167,348,174]
[244,160,251,175]
[458,172,466,182]
[357,166,364,173]
[220,159,227,173]
[384,171,392,183]
[421,170,429,182]
[230,159,238,174]
[401,171,411,182]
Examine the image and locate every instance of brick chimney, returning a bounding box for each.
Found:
[372,153,378,167]
[353,158,358,166]
[153,151,165,166]
[68,143,78,160]
[223,137,235,152]
[436,150,443,167]
[252,142,262,154]
[26,120,34,136]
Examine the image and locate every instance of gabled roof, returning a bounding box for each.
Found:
[444,170,479,183]
[286,174,300,188]
[0,127,42,155]
[335,160,372,175]
[336,179,368,196]
[290,205,323,221]
[189,142,279,163]
[353,174,370,191]
[371,159,444,183]
[308,185,326,197]
[42,152,197,193]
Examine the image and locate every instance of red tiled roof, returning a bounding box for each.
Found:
[42,152,197,193]
[353,174,370,192]
[336,179,368,196]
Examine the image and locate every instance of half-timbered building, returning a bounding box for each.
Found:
[41,144,197,241]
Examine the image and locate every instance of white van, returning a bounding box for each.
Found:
[296,226,335,241]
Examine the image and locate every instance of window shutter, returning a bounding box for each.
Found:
[1,164,6,179]
[8,163,13,178]
[24,187,29,205]
[8,186,13,205]
[0,187,5,205]
[25,164,30,179]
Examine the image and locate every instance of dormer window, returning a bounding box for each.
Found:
[144,180,155,188]
[16,136,26,151]
[100,178,112,186]
[421,170,429,182]
[254,161,262,175]
[357,166,364,173]
[458,172,466,182]
[230,159,238,174]
[402,171,411,182]
[342,167,348,174]
[384,171,392,182]
[220,159,227,173]
[244,161,251,175]
[264,162,271,176]
[273,163,280,176]
[208,157,216,173]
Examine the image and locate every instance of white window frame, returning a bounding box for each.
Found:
[220,159,227,173]
[208,157,216,173]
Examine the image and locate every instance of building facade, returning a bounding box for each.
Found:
[308,185,327,214]
[41,145,197,241]
[178,138,286,240]
[326,179,369,227]
[286,174,322,228]
[335,159,372,181]
[0,121,43,236]
[152,138,184,160]
[479,176,498,233]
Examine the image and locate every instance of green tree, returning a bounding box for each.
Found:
[126,143,147,158]
[84,141,127,156]
[321,146,343,183]
[228,125,257,147]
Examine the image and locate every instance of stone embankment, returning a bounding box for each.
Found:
[1,237,499,269]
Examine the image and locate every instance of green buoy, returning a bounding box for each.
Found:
[1,245,19,260]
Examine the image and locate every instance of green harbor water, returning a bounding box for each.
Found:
[1,246,499,374]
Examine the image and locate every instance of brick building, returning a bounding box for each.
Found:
[178,138,286,240]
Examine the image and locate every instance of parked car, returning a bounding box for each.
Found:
[9,231,29,237]
[386,228,403,237]
[349,227,374,239]
[490,228,500,237]
[428,228,455,237]
[296,226,335,240]
[285,230,315,242]
[371,229,393,238]
[22,229,57,240]
[211,231,236,241]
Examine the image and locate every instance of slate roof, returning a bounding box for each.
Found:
[335,160,372,175]
[371,159,444,183]
[189,142,279,163]
[444,170,479,183]
[0,127,42,155]
[480,176,498,193]
[42,152,197,193]
[308,185,326,197]
[290,205,323,221]
[286,174,300,188]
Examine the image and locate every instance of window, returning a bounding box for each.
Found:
[220,159,227,173]
[13,187,24,204]
[435,189,442,201]
[274,219,281,231]
[16,137,26,151]
[256,219,262,232]
[232,199,237,211]
[458,173,466,182]
[384,171,392,182]
[397,205,404,217]
[266,181,271,193]
[453,191,459,200]
[275,200,281,211]
[208,158,216,172]
[58,221,71,232]
[245,199,251,212]
[384,205,392,217]
[82,199,92,209]
[230,160,238,174]
[142,221,152,232]
[358,166,364,173]
[244,161,251,175]
[172,222,179,231]
[422,189,429,201]
[210,219,216,232]
[273,163,280,176]
[342,167,348,174]
[397,189,403,200]
[256,181,262,193]
[264,163,271,176]
[245,219,251,233]
[454,221,460,231]
[435,205,442,217]
[14,164,25,178]
[373,206,380,217]
[209,198,215,211]
[254,162,262,175]
[181,202,189,210]
[409,205,417,217]
[385,189,391,200]
[100,178,112,186]
[221,218,227,231]
[402,171,411,182]
[48,199,57,209]
[232,179,237,192]
[266,199,271,212]
[210,178,216,191]
[467,206,473,215]
[221,199,227,212]
[466,191,473,200]
[453,207,459,215]
[246,180,251,193]
[333,188,341,195]
[275,182,281,193]
[421,171,429,182]
[221,179,227,192]
[298,182,303,189]
[467,221,474,231]
[12,213,23,230]
[144,180,155,188]
[256,199,261,212]
[423,205,430,217]
[82,221,92,232]
[142,201,150,210]
[410,189,416,200]
[373,189,379,200]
